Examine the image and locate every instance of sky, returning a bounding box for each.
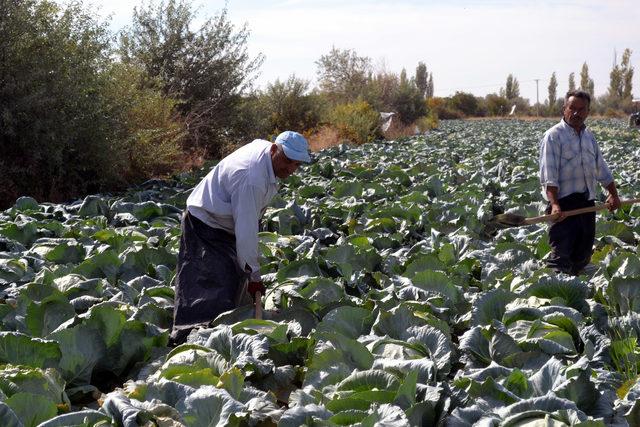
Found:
[91,0,640,104]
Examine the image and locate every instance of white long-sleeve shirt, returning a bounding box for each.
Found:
[539,119,613,201]
[187,139,278,281]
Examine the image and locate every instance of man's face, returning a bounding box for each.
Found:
[271,144,301,179]
[563,96,590,130]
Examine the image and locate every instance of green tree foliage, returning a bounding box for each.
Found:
[415,62,428,99]
[104,63,185,182]
[0,0,122,207]
[485,94,509,116]
[391,69,427,124]
[568,72,576,92]
[428,98,464,120]
[427,74,434,99]
[580,62,595,96]
[329,101,381,145]
[621,49,634,101]
[316,47,371,103]
[548,72,558,114]
[449,92,479,116]
[118,0,263,157]
[504,74,520,100]
[608,56,623,100]
[604,48,634,111]
[315,50,431,124]
[363,72,400,112]
[259,75,325,135]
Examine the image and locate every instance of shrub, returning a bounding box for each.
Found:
[0,0,122,208]
[258,75,326,136]
[391,77,427,124]
[428,98,464,120]
[485,94,510,116]
[362,72,400,112]
[416,112,439,132]
[119,1,263,158]
[104,63,186,182]
[329,101,382,145]
[449,91,480,117]
[307,126,342,151]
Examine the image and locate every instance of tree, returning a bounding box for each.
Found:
[259,75,324,135]
[579,62,594,96]
[316,47,371,103]
[449,91,479,116]
[400,68,408,85]
[119,0,263,156]
[605,48,633,109]
[505,74,520,100]
[608,65,623,103]
[0,0,123,208]
[104,63,185,182]
[362,71,399,112]
[415,62,428,99]
[568,72,576,92]
[329,101,381,145]
[621,48,634,101]
[391,73,427,124]
[548,72,558,113]
[485,94,509,116]
[427,74,434,98]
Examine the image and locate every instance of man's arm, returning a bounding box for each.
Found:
[545,185,565,222]
[539,133,562,221]
[231,182,263,282]
[605,181,621,211]
[231,183,267,302]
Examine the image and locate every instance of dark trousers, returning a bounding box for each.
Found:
[545,192,595,275]
[170,211,245,345]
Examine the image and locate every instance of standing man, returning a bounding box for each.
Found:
[539,90,621,275]
[170,131,311,344]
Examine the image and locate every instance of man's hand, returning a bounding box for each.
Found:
[605,182,620,212]
[550,202,565,222]
[247,281,266,302]
[606,194,621,212]
[546,186,564,222]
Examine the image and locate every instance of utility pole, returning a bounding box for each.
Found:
[534,79,540,116]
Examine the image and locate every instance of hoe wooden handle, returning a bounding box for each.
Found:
[254,291,263,320]
[523,198,640,225]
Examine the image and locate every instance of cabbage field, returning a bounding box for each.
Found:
[1,119,640,426]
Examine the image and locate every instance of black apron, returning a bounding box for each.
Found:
[170,211,248,344]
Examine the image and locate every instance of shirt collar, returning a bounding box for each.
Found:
[560,118,586,134]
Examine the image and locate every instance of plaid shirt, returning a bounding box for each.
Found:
[539,119,613,201]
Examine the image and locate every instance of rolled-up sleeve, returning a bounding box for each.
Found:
[231,182,264,281]
[539,133,559,188]
[593,142,614,187]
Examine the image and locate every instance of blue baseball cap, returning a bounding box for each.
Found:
[275,131,311,163]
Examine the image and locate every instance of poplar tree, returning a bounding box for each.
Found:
[579,62,595,96]
[505,74,520,100]
[621,49,634,100]
[415,62,428,99]
[568,73,576,92]
[548,72,558,110]
[607,48,633,106]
